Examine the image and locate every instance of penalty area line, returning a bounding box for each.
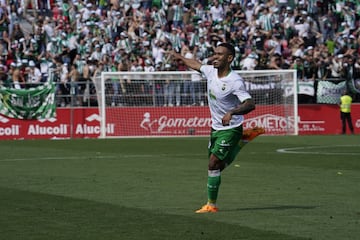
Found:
[277,145,360,155]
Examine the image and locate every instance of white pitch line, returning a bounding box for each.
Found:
[277,145,360,155]
[0,155,118,162]
[0,153,204,162]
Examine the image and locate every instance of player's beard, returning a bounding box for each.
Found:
[212,60,220,68]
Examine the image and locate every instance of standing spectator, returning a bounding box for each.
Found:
[292,56,304,80]
[46,37,59,59]
[154,63,165,106]
[116,32,132,54]
[61,0,72,23]
[43,17,55,40]
[163,63,181,107]
[192,2,207,23]
[194,35,211,61]
[151,4,167,28]
[38,0,50,15]
[163,63,172,106]
[80,2,93,22]
[90,44,103,61]
[330,54,344,78]
[189,28,200,48]
[342,6,356,30]
[171,0,185,29]
[290,37,305,58]
[339,90,354,134]
[258,7,273,33]
[26,60,42,87]
[303,53,317,81]
[38,54,52,82]
[111,59,129,106]
[59,62,70,106]
[209,0,224,24]
[197,20,209,39]
[241,52,258,70]
[152,40,166,65]
[154,24,168,43]
[80,58,92,104]
[307,0,319,21]
[321,12,335,42]
[0,4,9,37]
[68,63,81,105]
[245,2,255,22]
[342,55,358,91]
[182,46,195,105]
[190,65,204,106]
[128,57,144,105]
[315,56,330,80]
[167,27,182,52]
[8,4,21,38]
[268,54,283,70]
[144,58,155,104]
[10,21,24,41]
[1,62,10,87]
[11,62,24,89]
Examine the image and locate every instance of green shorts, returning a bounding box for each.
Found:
[208,125,243,166]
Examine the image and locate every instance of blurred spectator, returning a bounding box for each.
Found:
[68,62,81,105]
[26,60,41,86]
[0,0,359,106]
[171,0,185,29]
[209,0,224,24]
[144,58,155,103]
[163,63,181,107]
[59,62,70,106]
[330,54,344,79]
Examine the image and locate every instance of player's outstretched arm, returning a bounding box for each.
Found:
[171,51,202,72]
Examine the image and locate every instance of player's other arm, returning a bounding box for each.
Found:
[222,99,255,126]
[171,51,202,71]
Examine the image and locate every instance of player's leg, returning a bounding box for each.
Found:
[242,126,266,143]
[196,128,241,213]
[195,153,223,213]
[225,126,265,167]
[195,126,265,213]
[346,113,354,134]
[341,112,346,134]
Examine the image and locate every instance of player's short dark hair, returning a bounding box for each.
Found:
[218,42,235,58]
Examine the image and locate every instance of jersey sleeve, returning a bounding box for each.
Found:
[200,65,215,79]
[233,78,252,102]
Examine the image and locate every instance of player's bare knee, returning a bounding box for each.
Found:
[208,155,224,170]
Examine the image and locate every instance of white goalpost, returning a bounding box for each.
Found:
[95,69,298,138]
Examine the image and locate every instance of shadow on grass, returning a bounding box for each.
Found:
[0,187,308,240]
[223,205,317,212]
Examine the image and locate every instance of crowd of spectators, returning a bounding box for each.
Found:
[0,0,360,106]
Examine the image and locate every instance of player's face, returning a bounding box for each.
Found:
[212,46,232,69]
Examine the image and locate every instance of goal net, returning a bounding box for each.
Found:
[95,69,297,138]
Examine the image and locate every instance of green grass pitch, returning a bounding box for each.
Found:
[0,135,359,240]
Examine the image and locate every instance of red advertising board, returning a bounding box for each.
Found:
[0,105,359,140]
[0,108,105,140]
[106,107,211,137]
[298,104,360,135]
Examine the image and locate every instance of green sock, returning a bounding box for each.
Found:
[207,170,221,205]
